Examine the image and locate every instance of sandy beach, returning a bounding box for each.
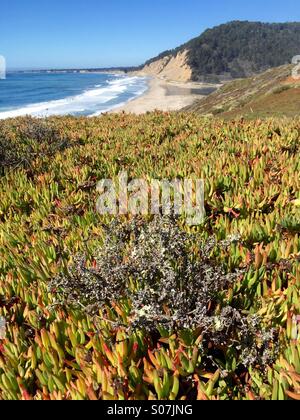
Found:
[112,76,219,114]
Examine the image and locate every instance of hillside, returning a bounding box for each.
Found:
[185,64,300,119]
[139,21,300,82]
[0,114,300,400]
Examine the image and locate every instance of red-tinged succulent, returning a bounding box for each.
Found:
[0,113,299,400]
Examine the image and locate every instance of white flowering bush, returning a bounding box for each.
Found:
[50,215,279,368]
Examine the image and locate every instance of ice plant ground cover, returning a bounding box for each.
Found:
[0,113,299,400]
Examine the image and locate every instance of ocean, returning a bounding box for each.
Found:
[0,71,148,119]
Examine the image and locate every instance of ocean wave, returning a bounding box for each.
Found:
[90,80,148,117]
[0,75,148,119]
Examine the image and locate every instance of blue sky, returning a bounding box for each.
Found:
[1,0,300,69]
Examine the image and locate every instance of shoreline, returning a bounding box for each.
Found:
[0,72,221,120]
[111,76,220,114]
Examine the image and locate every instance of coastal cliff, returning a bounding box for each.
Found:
[138,21,300,82]
[137,50,192,82]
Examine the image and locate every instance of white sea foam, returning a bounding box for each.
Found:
[0,75,148,119]
[91,78,148,117]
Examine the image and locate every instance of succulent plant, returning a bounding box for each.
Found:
[0,113,299,400]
